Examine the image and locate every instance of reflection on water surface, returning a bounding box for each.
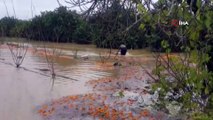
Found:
[0,42,153,120]
[0,43,116,120]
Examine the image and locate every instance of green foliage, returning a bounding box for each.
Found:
[0,1,212,52]
[0,4,147,49]
[30,6,79,42]
[10,20,30,37]
[89,0,144,49]
[152,50,213,116]
[0,7,90,44]
[118,91,125,98]
[133,0,213,119]
[72,20,92,44]
[191,112,213,120]
[0,17,18,37]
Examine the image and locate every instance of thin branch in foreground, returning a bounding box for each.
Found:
[7,39,29,68]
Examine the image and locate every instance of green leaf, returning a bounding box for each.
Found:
[118,91,124,98]
[205,12,213,29]
[166,48,171,53]
[137,4,146,13]
[161,40,169,49]
[190,30,199,41]
[139,24,145,30]
[205,87,209,95]
[196,0,202,9]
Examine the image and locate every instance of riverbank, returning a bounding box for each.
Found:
[36,57,169,120]
[0,43,115,120]
[1,40,178,119]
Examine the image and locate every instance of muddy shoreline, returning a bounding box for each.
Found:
[37,59,169,120]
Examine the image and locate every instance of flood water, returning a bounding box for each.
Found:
[0,41,153,120]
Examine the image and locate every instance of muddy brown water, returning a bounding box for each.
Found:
[0,41,154,120]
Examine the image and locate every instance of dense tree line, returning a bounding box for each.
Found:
[0,4,167,50]
[0,1,212,52]
[0,7,92,44]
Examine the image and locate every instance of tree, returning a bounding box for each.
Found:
[65,0,213,118]
[135,0,213,118]
[0,17,18,37]
[7,40,28,68]
[28,6,80,43]
[72,20,92,44]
